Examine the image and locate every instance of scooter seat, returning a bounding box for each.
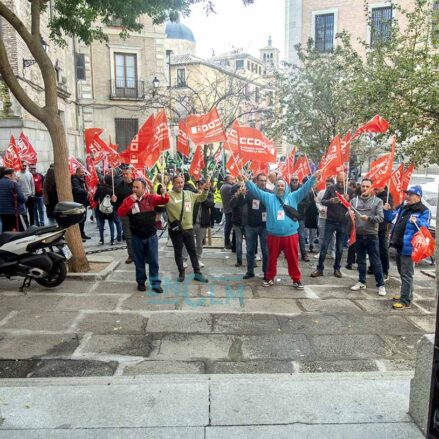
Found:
[0,225,60,247]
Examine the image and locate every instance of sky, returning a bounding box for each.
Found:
[181,0,285,60]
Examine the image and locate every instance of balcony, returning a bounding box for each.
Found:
[109,79,144,100]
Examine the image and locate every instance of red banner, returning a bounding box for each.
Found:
[352,114,390,139]
[225,119,240,153]
[68,156,85,175]
[226,153,244,178]
[347,209,356,247]
[4,136,22,171]
[279,147,296,181]
[177,119,190,157]
[188,145,205,181]
[84,128,121,167]
[292,155,311,183]
[341,132,351,164]
[237,126,277,163]
[402,162,414,192]
[389,163,404,207]
[249,160,268,176]
[120,114,155,166]
[186,107,227,145]
[17,132,38,164]
[365,136,396,190]
[316,135,343,190]
[85,155,99,206]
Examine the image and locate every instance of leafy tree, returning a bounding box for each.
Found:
[0,0,252,271]
[275,0,438,165]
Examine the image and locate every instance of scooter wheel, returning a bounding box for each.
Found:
[35,260,67,288]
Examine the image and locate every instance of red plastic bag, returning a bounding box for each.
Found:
[411,226,435,262]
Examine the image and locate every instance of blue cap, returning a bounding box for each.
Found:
[404,185,422,197]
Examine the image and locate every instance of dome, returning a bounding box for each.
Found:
[165,21,195,43]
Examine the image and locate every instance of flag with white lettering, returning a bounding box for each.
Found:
[186,107,227,145]
[237,126,277,163]
[188,144,205,181]
[4,136,22,171]
[17,133,38,164]
[177,119,190,157]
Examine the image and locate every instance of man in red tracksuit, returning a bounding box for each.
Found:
[117,178,169,293]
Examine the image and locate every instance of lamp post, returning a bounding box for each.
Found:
[152,76,160,97]
[23,37,49,69]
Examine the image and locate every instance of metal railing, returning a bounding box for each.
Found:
[109,79,144,99]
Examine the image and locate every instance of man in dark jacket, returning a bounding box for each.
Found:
[114,167,134,263]
[384,185,430,310]
[243,173,270,280]
[311,172,353,278]
[0,168,26,231]
[71,167,90,241]
[370,186,393,280]
[192,179,215,267]
[230,183,247,267]
[117,178,169,293]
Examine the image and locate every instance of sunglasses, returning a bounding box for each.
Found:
[291,179,299,182]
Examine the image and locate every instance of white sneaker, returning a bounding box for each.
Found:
[183,261,188,269]
[350,282,366,291]
[378,286,387,296]
[313,253,320,259]
[198,260,205,268]
[256,254,262,261]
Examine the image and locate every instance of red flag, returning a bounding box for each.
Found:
[107,137,122,168]
[316,135,343,190]
[365,136,396,190]
[68,156,84,175]
[4,136,22,171]
[292,155,311,183]
[84,128,121,168]
[186,107,227,145]
[85,155,99,206]
[188,145,205,181]
[402,162,414,192]
[347,209,356,247]
[225,119,240,153]
[411,226,435,263]
[249,161,268,176]
[120,114,155,166]
[237,126,277,163]
[226,153,245,178]
[352,115,390,139]
[341,132,351,164]
[335,191,352,210]
[17,133,38,164]
[280,147,296,181]
[213,146,223,164]
[177,119,190,157]
[132,167,148,181]
[389,163,404,207]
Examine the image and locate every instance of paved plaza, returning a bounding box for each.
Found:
[0,224,435,378]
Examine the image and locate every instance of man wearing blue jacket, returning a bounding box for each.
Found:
[242,170,320,288]
[384,185,430,310]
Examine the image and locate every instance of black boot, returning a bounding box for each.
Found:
[177,270,185,282]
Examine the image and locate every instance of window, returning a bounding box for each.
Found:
[258,66,262,75]
[176,68,186,87]
[115,118,139,150]
[75,53,85,80]
[315,13,334,52]
[236,59,244,70]
[371,6,393,46]
[114,53,137,90]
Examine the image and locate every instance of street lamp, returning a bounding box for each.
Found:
[23,37,49,69]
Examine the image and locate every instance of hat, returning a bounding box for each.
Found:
[404,185,422,197]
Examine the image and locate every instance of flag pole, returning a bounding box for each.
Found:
[111,167,115,195]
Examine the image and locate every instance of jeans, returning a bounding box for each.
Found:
[245,225,268,276]
[169,228,201,274]
[355,235,384,287]
[132,234,160,287]
[120,216,133,258]
[33,196,45,226]
[317,219,346,272]
[193,224,207,258]
[307,228,317,251]
[114,215,123,240]
[233,225,245,264]
[298,219,307,257]
[24,196,34,226]
[318,217,335,255]
[224,212,233,246]
[98,217,115,242]
[395,250,414,305]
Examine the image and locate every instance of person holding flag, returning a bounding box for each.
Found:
[242,170,321,288]
[311,172,353,279]
[347,178,387,296]
[384,185,431,310]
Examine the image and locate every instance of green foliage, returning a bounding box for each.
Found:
[49,0,254,46]
[275,0,439,165]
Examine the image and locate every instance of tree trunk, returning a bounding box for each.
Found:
[46,115,90,272]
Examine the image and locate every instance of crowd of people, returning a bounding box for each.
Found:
[0,161,432,310]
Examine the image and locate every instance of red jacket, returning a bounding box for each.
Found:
[117,192,169,238]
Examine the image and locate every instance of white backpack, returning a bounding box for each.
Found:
[99,195,113,214]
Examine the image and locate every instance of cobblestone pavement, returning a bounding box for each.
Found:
[0,220,435,378]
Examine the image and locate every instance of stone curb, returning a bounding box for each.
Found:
[67,256,120,281]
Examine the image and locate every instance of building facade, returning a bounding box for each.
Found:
[285,0,415,65]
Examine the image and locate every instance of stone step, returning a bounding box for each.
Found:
[0,372,423,438]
